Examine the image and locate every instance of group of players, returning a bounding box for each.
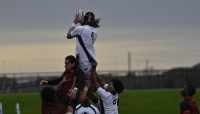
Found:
[39,9,199,114]
[39,10,124,114]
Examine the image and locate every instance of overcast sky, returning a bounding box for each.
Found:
[0,0,200,73]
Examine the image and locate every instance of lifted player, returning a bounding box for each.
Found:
[67,9,101,102]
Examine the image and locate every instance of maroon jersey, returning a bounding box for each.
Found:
[59,70,75,92]
[41,100,66,114]
[180,96,199,114]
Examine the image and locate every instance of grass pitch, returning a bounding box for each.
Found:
[0,90,199,114]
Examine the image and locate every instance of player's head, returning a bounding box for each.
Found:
[81,97,90,107]
[181,84,196,97]
[82,12,100,28]
[40,86,56,103]
[110,78,124,94]
[65,55,77,70]
[84,12,95,21]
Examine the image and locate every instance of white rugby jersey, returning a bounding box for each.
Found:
[75,104,100,114]
[96,87,119,114]
[70,25,98,72]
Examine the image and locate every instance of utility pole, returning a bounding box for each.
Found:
[145,59,149,70]
[128,52,131,73]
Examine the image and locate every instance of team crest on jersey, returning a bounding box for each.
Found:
[84,68,88,72]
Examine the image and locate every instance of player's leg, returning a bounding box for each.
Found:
[78,61,97,103]
[79,71,91,102]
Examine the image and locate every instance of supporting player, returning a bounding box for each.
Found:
[91,65,124,114]
[180,84,199,114]
[67,10,101,102]
[40,55,84,114]
[41,86,67,114]
[75,97,100,114]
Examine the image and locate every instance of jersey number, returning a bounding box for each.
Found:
[91,32,94,41]
[113,100,117,105]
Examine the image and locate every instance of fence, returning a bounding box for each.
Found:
[0,68,200,93]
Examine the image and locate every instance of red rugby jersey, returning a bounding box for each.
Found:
[41,100,66,114]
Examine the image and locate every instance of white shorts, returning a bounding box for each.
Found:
[79,62,92,73]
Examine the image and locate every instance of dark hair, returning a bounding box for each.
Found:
[186,84,196,96]
[82,12,100,28]
[65,55,76,63]
[111,78,124,94]
[81,97,90,107]
[40,86,55,102]
[65,55,79,68]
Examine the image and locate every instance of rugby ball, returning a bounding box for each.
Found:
[76,8,84,23]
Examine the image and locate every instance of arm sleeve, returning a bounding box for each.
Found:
[96,87,110,100]
[71,26,83,37]
[47,76,63,85]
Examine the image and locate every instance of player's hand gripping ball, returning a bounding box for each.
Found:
[76,8,84,23]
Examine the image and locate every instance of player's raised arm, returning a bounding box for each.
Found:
[66,10,80,39]
[96,74,106,87]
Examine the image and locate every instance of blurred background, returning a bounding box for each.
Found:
[0,0,200,93]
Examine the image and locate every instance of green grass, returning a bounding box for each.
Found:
[0,93,41,114]
[0,90,199,114]
[119,90,200,114]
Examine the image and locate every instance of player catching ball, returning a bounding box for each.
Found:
[67,9,101,102]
